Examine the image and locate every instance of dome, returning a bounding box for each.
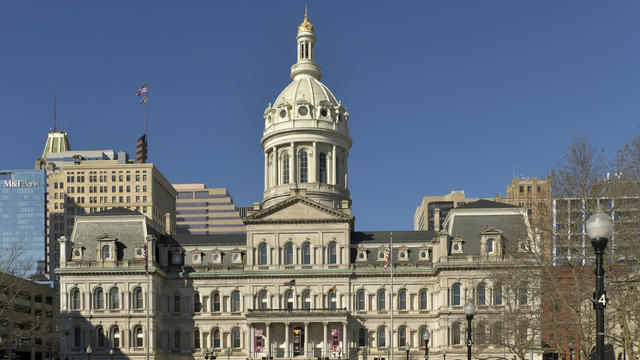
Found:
[298,11,314,33]
[273,77,338,109]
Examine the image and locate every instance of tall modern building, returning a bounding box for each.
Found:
[36,145,177,278]
[174,184,245,234]
[413,190,483,231]
[0,169,46,278]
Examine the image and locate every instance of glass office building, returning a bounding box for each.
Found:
[0,169,46,278]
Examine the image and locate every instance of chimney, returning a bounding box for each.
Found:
[58,236,69,267]
[433,208,441,232]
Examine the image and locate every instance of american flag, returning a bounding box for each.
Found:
[135,83,148,96]
[382,243,391,273]
[143,243,148,276]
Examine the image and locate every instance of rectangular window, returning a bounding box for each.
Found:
[178,192,194,199]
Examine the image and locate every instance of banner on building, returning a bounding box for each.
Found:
[255,329,264,353]
[331,328,341,352]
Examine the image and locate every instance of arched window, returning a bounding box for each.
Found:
[285,290,294,310]
[94,287,104,310]
[377,289,386,310]
[519,282,528,305]
[452,283,461,306]
[356,290,365,311]
[134,326,144,347]
[451,323,461,345]
[477,283,486,306]
[328,289,337,310]
[328,242,337,264]
[398,289,407,310]
[487,239,494,253]
[193,291,201,313]
[96,326,106,348]
[212,292,221,312]
[232,327,241,348]
[259,290,268,310]
[102,245,110,259]
[109,287,120,309]
[398,326,407,347]
[299,150,308,183]
[302,290,311,309]
[302,243,311,264]
[111,326,120,348]
[258,244,268,265]
[231,291,240,312]
[494,283,503,306]
[173,293,181,313]
[70,288,80,310]
[213,328,221,348]
[133,287,144,309]
[284,243,294,265]
[358,327,367,347]
[282,152,290,185]
[73,327,81,347]
[193,328,200,349]
[377,326,386,347]
[419,289,428,310]
[420,327,429,347]
[319,153,327,183]
[174,329,181,349]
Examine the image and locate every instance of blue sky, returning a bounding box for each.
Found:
[1,1,639,230]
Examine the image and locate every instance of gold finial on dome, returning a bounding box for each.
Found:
[298,6,314,33]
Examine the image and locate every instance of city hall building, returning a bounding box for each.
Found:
[57,13,537,360]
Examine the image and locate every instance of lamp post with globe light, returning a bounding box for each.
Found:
[423,331,430,360]
[464,302,476,360]
[85,345,92,360]
[586,205,613,360]
[405,343,410,360]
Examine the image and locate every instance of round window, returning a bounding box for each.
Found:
[234,254,240,261]
[453,244,460,251]
[194,255,199,261]
[421,251,427,258]
[359,252,365,259]
[173,254,181,263]
[320,108,328,117]
[400,252,406,258]
[379,252,385,259]
[279,109,287,118]
[214,254,219,261]
[74,250,80,257]
[136,249,143,256]
[298,106,308,116]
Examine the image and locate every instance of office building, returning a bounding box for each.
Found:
[36,147,176,278]
[413,190,483,231]
[0,169,46,278]
[174,184,245,234]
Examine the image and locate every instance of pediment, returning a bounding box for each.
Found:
[96,233,115,241]
[480,226,503,236]
[245,196,353,224]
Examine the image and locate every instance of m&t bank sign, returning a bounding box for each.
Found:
[3,179,41,188]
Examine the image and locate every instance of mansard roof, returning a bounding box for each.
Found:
[350,230,436,244]
[449,214,528,256]
[458,199,518,209]
[173,233,246,246]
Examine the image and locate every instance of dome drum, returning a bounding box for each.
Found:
[263,183,350,209]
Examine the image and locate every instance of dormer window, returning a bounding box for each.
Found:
[101,245,111,259]
[356,248,367,262]
[192,251,203,265]
[451,238,464,254]
[232,250,242,264]
[398,248,409,262]
[319,107,328,118]
[279,109,287,118]
[172,252,182,265]
[212,250,222,264]
[418,246,430,261]
[298,106,308,116]
[72,246,84,260]
[487,240,494,253]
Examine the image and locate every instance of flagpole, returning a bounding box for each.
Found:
[145,237,150,360]
[390,232,394,360]
[145,81,149,161]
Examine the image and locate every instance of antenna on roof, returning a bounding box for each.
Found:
[53,85,57,132]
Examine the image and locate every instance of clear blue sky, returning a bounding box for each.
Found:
[1,1,639,231]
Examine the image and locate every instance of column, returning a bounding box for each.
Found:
[290,142,295,184]
[249,324,254,357]
[264,152,268,190]
[267,322,271,357]
[311,141,317,183]
[323,322,328,357]
[343,322,348,357]
[331,145,337,185]
[304,322,309,357]
[273,146,278,186]
[285,322,290,358]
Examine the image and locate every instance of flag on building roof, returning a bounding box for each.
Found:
[135,83,148,96]
[140,96,148,104]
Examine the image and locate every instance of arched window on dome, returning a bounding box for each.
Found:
[299,150,308,183]
[282,152,290,185]
[319,153,327,183]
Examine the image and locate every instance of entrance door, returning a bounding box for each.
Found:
[292,327,304,356]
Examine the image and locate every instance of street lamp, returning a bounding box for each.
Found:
[85,345,92,360]
[586,205,613,360]
[109,347,114,360]
[423,331,430,360]
[442,350,446,360]
[464,301,476,360]
[405,343,410,360]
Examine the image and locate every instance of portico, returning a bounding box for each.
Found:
[247,309,349,359]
